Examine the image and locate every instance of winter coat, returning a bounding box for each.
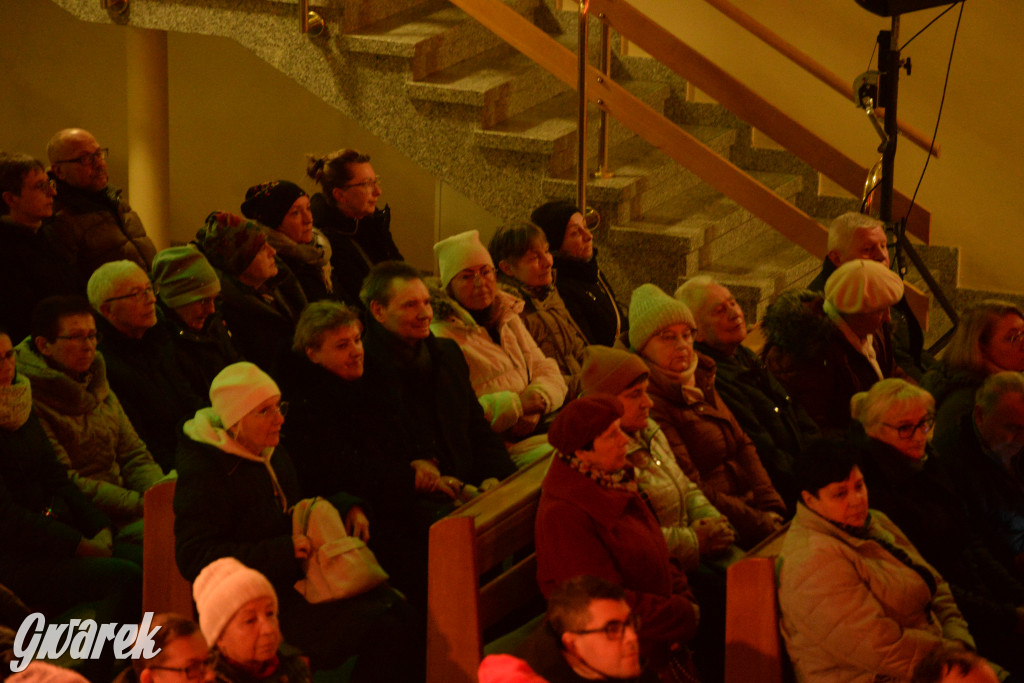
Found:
[47,180,156,288]
[695,341,817,508]
[430,286,567,435]
[14,340,164,522]
[535,456,699,662]
[156,302,243,400]
[0,217,77,343]
[497,274,589,398]
[264,226,333,303]
[550,251,627,347]
[96,316,203,471]
[0,374,110,558]
[778,504,974,683]
[215,261,307,376]
[644,353,786,548]
[212,648,312,683]
[360,316,515,486]
[761,290,903,434]
[309,195,403,309]
[920,362,988,443]
[627,420,722,572]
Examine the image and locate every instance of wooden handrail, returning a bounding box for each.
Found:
[589,0,930,244]
[700,0,940,159]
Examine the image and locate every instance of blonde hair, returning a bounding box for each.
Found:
[940,300,1024,373]
[851,378,934,431]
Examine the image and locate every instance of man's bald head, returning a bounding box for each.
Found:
[47,128,108,192]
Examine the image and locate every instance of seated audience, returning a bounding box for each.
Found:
[150,245,242,397]
[306,149,403,308]
[0,153,76,343]
[280,300,458,609]
[933,371,1024,576]
[852,378,1024,676]
[536,396,699,676]
[762,258,906,434]
[478,575,658,683]
[46,128,156,286]
[490,221,589,397]
[676,275,818,507]
[778,437,982,682]
[0,327,142,637]
[195,211,307,374]
[174,362,420,679]
[630,283,785,548]
[914,650,1002,683]
[359,261,515,489]
[923,300,1024,442]
[530,201,627,346]
[240,180,333,302]
[88,260,202,471]
[431,230,566,446]
[112,613,216,683]
[193,559,311,683]
[15,296,165,533]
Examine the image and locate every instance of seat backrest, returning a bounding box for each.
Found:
[724,556,784,683]
[142,480,194,618]
[426,454,550,683]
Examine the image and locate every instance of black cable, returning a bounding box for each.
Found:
[902,1,964,225]
[900,2,959,51]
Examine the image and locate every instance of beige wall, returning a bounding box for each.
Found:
[627,0,1024,293]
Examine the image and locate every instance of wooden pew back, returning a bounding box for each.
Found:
[142,480,194,618]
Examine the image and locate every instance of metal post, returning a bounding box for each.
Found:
[576,0,589,211]
[594,19,613,179]
[876,18,900,225]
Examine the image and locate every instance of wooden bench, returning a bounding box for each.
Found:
[425,454,551,683]
[142,480,194,618]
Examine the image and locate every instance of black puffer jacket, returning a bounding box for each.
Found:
[551,250,627,346]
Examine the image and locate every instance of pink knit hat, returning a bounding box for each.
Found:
[192,557,278,646]
[209,362,281,429]
[433,230,493,287]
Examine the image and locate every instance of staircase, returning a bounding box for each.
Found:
[52,0,967,341]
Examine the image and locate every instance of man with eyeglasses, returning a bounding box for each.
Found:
[46,128,156,287]
[0,152,77,343]
[479,575,657,682]
[88,260,203,471]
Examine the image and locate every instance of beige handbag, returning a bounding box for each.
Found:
[291,496,389,603]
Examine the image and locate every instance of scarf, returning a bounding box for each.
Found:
[0,374,32,431]
[556,449,638,491]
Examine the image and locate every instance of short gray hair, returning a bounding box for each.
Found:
[674,275,719,319]
[975,371,1024,414]
[86,260,148,310]
[293,300,361,352]
[828,212,884,254]
[850,378,933,431]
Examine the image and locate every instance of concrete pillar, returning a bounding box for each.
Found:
[125,27,171,249]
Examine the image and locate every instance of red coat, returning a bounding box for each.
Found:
[535,456,699,659]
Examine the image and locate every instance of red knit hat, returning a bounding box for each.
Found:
[548,395,624,456]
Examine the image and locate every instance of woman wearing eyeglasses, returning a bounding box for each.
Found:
[174,362,421,681]
[851,379,1024,677]
[306,149,404,309]
[113,614,218,683]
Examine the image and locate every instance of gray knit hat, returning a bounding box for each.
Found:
[193,557,278,647]
[151,246,221,308]
[628,284,696,352]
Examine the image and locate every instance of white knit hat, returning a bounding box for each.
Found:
[209,362,281,429]
[825,259,904,314]
[433,230,493,287]
[192,557,278,647]
[628,283,696,352]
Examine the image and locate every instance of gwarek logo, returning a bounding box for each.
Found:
[10,612,162,673]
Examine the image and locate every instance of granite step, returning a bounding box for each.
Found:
[335,0,437,34]
[339,0,539,80]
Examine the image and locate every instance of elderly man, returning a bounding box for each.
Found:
[88,260,201,470]
[0,153,77,342]
[675,276,818,506]
[762,259,906,434]
[933,371,1024,577]
[359,260,514,490]
[46,128,156,286]
[479,576,659,682]
[15,296,165,533]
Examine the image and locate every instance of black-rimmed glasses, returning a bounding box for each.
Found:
[882,415,935,440]
[54,332,102,345]
[568,613,640,641]
[104,284,158,304]
[55,148,109,167]
[148,653,217,680]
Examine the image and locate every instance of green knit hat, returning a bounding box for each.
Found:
[628,283,696,352]
[151,245,221,308]
[195,211,267,277]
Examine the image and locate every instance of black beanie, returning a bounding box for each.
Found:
[240,180,306,230]
[530,200,579,252]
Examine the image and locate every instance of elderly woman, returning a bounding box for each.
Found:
[195,212,307,374]
[779,437,984,682]
[851,379,1024,677]
[113,613,217,683]
[280,300,460,609]
[174,362,420,680]
[306,149,403,308]
[490,221,589,398]
[535,395,699,676]
[530,201,627,346]
[430,230,566,445]
[923,300,1024,441]
[629,284,786,548]
[192,559,311,683]
[241,180,333,303]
